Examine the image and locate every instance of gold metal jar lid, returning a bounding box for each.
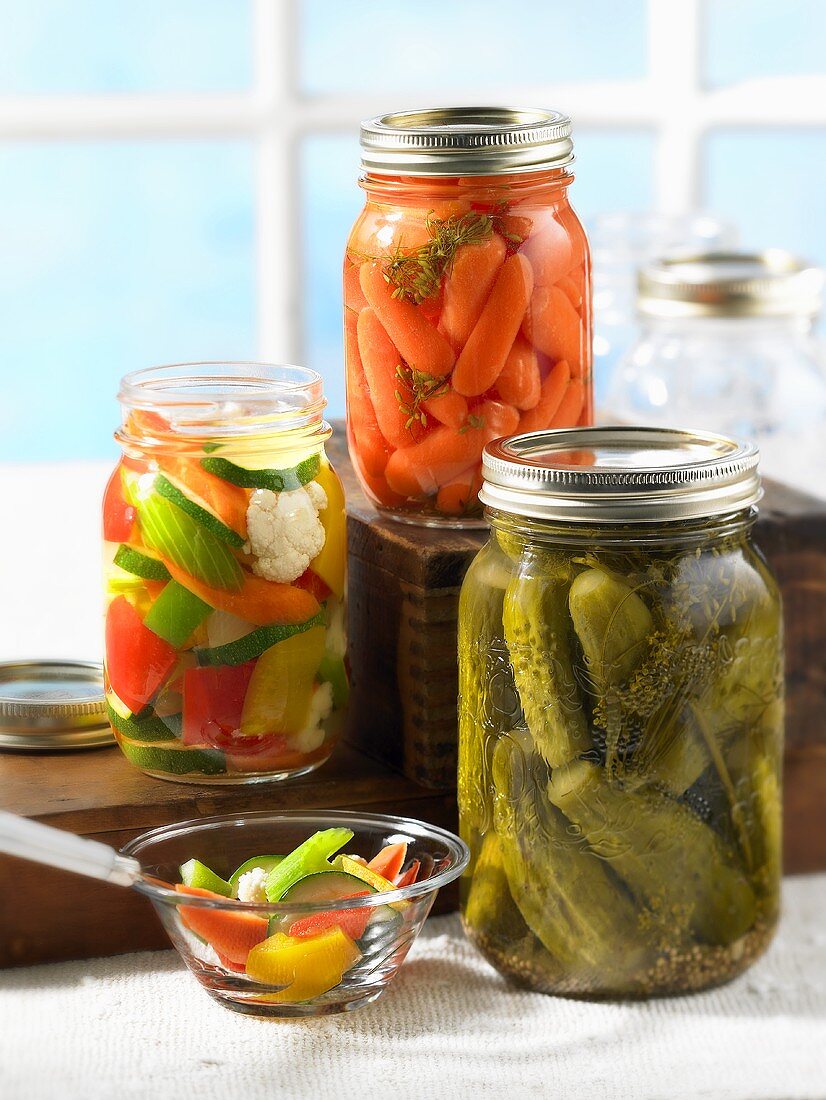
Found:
[0,660,113,752]
[638,250,823,319]
[360,107,574,177]
[480,426,762,524]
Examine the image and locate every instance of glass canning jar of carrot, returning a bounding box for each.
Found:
[344,107,593,527]
[102,364,348,785]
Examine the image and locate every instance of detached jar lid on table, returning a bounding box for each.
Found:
[0,660,112,752]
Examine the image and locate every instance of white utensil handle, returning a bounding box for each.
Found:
[0,811,140,887]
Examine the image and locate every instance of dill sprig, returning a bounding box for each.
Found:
[459,413,486,435]
[394,364,449,430]
[383,211,495,303]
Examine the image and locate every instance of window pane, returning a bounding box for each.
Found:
[300,130,655,421]
[0,141,255,461]
[299,0,647,94]
[0,0,252,93]
[704,0,826,86]
[704,130,826,275]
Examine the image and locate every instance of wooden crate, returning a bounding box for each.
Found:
[332,430,826,874]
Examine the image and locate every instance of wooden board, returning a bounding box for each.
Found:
[0,743,455,969]
[330,427,826,875]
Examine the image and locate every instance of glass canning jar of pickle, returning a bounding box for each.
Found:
[458,426,783,998]
[103,363,348,784]
[344,107,592,527]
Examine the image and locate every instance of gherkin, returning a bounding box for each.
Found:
[502,551,589,768]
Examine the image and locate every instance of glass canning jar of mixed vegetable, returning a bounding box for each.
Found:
[458,427,783,998]
[102,364,348,784]
[344,107,592,527]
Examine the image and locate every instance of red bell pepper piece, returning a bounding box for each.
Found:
[182,662,257,747]
[287,892,372,941]
[294,567,332,603]
[105,596,178,714]
[102,464,136,543]
[394,860,421,888]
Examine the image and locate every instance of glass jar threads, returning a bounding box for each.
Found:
[103,364,348,784]
[344,107,593,527]
[458,427,783,997]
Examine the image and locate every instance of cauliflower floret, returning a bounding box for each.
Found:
[245,481,329,584]
[291,681,334,754]
[235,865,269,903]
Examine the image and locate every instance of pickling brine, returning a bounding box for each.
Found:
[103,364,348,784]
[459,428,783,998]
[345,108,592,526]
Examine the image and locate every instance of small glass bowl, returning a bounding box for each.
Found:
[123,809,469,1018]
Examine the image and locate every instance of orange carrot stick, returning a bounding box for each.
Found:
[452,253,534,397]
[385,399,517,498]
[344,261,368,312]
[522,216,573,287]
[436,466,482,515]
[518,360,572,433]
[421,389,468,429]
[550,377,585,427]
[556,273,582,311]
[439,235,506,350]
[496,334,541,410]
[164,561,320,626]
[522,286,583,377]
[357,307,419,449]
[345,308,391,476]
[359,262,455,377]
[358,466,408,509]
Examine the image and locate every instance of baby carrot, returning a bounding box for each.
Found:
[518,360,571,434]
[345,308,391,476]
[357,307,419,449]
[383,397,514,498]
[436,466,482,515]
[344,261,368,312]
[523,216,573,287]
[496,334,541,410]
[452,253,534,397]
[421,389,468,429]
[360,262,455,378]
[550,377,585,427]
[358,466,408,509]
[522,286,583,377]
[556,273,582,311]
[439,234,506,350]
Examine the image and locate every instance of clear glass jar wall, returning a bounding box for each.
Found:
[458,429,783,997]
[344,108,593,527]
[102,364,348,784]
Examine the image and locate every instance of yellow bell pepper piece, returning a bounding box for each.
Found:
[309,464,346,599]
[246,927,360,1003]
[240,626,326,737]
[335,855,408,913]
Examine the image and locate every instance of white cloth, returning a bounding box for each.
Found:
[1,876,825,1100]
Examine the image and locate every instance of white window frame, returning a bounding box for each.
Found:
[0,0,822,367]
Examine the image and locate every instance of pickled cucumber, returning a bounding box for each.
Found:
[502,552,589,768]
[547,759,757,945]
[458,539,518,836]
[568,568,653,688]
[492,731,650,978]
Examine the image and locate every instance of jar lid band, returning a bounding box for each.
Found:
[480,427,762,523]
[637,250,823,319]
[360,107,574,177]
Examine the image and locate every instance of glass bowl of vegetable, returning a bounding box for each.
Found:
[123,810,469,1017]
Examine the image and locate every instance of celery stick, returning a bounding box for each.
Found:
[264,828,353,902]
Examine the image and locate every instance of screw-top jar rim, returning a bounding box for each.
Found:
[637,250,824,319]
[117,362,329,450]
[480,426,762,524]
[360,106,574,177]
